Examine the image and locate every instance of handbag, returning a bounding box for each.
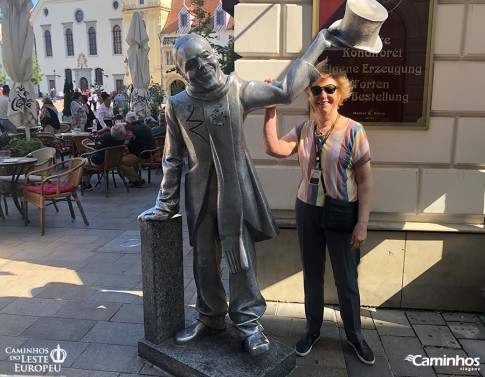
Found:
[321,194,358,232]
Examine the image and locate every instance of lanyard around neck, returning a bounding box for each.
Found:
[314,114,340,169]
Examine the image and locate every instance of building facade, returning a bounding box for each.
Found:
[31,0,127,96]
[232,1,485,311]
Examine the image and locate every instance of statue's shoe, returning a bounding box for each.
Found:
[174,320,225,346]
[244,332,270,356]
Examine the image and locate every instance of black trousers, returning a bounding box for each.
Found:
[295,198,363,343]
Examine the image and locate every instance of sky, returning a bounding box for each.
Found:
[32,0,39,8]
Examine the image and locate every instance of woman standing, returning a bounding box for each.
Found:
[95,91,114,132]
[39,98,60,134]
[263,60,374,365]
[70,92,87,131]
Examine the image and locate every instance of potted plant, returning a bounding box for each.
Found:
[7,138,44,157]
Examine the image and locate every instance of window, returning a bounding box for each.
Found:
[180,14,187,27]
[139,0,144,4]
[116,79,124,93]
[112,25,122,55]
[75,9,84,23]
[216,11,224,26]
[65,69,72,83]
[88,27,97,55]
[44,8,49,16]
[44,30,53,57]
[113,1,119,9]
[95,68,103,86]
[165,51,174,65]
[65,28,74,56]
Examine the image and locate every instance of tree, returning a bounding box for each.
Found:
[31,48,43,86]
[62,79,74,116]
[0,63,6,85]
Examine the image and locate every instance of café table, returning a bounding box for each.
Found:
[0,157,37,217]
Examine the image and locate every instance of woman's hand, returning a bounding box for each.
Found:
[350,222,367,251]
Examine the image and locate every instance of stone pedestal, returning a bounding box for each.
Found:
[138,215,296,376]
[139,215,185,344]
[138,326,296,377]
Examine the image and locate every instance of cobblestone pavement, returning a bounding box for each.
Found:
[0,169,484,377]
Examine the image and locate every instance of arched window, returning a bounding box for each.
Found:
[88,27,97,55]
[112,25,122,55]
[65,69,72,83]
[95,68,103,86]
[44,30,53,57]
[66,28,74,56]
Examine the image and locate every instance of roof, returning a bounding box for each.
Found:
[161,0,233,34]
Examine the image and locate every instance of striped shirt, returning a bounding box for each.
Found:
[286,118,371,207]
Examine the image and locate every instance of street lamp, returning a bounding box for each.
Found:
[53,69,61,78]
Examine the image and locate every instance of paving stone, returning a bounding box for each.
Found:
[21,317,96,341]
[19,338,89,368]
[443,312,480,323]
[139,362,174,376]
[110,303,144,323]
[0,314,38,336]
[0,335,27,361]
[380,335,435,376]
[265,301,278,316]
[449,322,485,340]
[53,300,122,321]
[54,367,120,377]
[35,283,96,300]
[406,310,446,325]
[81,321,144,346]
[343,355,392,377]
[0,297,15,310]
[89,290,139,304]
[289,364,348,377]
[425,346,480,376]
[277,302,306,318]
[336,308,375,330]
[460,339,485,360]
[0,359,18,375]
[413,324,461,348]
[71,343,144,373]
[324,305,337,322]
[92,274,142,289]
[371,309,415,337]
[478,314,485,326]
[260,314,293,338]
[0,297,65,317]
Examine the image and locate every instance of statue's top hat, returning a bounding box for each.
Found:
[328,0,388,54]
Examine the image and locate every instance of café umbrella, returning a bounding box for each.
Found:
[126,11,150,118]
[1,0,37,138]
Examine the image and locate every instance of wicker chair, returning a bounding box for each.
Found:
[82,145,130,197]
[138,146,164,183]
[71,135,93,156]
[154,136,165,148]
[36,132,72,163]
[23,157,88,235]
[59,123,71,133]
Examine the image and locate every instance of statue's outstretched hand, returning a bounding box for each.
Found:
[138,207,172,222]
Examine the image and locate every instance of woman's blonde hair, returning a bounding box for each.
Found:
[307,58,354,106]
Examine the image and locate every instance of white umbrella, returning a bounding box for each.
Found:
[1,0,37,138]
[126,11,150,118]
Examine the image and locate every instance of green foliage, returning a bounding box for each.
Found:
[62,80,74,116]
[7,138,44,156]
[31,48,44,86]
[0,134,12,149]
[170,81,185,96]
[90,84,104,97]
[147,82,165,116]
[188,0,240,75]
[0,63,6,86]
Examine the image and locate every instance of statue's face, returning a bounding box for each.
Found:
[176,39,223,91]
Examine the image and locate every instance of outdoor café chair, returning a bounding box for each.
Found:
[138,145,164,183]
[23,157,88,235]
[82,144,130,198]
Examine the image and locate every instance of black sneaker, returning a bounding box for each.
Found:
[295,333,320,357]
[348,339,375,365]
[129,179,146,188]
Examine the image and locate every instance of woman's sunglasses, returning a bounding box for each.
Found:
[310,84,338,96]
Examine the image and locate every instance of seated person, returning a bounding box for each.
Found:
[150,110,167,137]
[121,111,157,188]
[82,123,126,191]
[39,97,61,134]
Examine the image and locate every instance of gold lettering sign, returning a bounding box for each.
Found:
[313,0,434,128]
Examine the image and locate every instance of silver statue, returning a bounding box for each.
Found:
[139,0,386,357]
